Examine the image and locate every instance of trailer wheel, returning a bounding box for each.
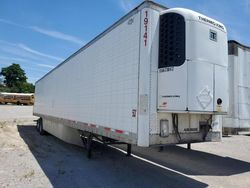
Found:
[17,101,20,105]
[38,118,45,135]
[126,144,132,156]
[36,119,40,131]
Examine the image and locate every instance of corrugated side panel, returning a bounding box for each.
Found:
[238,48,250,125]
[227,55,236,118]
[223,55,239,128]
[223,47,250,128]
[34,12,141,134]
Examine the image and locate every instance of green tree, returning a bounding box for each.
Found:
[20,82,35,93]
[0,63,35,93]
[0,63,27,88]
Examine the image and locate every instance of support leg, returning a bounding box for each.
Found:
[187,143,191,150]
[87,135,93,159]
[126,144,131,156]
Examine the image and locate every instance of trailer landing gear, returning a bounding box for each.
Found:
[80,133,92,159]
[86,135,93,159]
[187,143,191,150]
[126,144,131,156]
[80,131,132,159]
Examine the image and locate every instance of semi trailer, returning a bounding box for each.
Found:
[223,40,250,134]
[34,1,228,157]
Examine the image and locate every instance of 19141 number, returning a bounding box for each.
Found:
[143,11,148,46]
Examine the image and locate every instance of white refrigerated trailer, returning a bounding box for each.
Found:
[223,40,250,133]
[34,1,228,157]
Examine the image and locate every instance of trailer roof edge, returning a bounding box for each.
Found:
[228,40,250,51]
[35,1,167,84]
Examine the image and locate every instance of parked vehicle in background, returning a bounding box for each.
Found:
[0,92,34,105]
[34,1,229,158]
[223,40,250,134]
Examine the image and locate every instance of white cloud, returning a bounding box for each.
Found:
[37,63,55,69]
[0,42,44,62]
[0,40,63,69]
[0,18,85,46]
[18,43,63,61]
[30,26,85,46]
[0,56,28,63]
[0,18,25,28]
[0,41,61,84]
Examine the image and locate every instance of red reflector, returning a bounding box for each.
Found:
[115,129,124,134]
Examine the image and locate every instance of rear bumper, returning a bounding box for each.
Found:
[149,131,221,145]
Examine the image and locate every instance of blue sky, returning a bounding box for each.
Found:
[0,0,249,83]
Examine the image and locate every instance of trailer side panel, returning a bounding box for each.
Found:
[34,12,141,137]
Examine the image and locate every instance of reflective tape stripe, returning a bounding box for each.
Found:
[104,127,111,131]
[90,124,96,128]
[115,129,124,134]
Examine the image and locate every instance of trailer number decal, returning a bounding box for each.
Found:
[159,67,174,73]
[143,11,148,46]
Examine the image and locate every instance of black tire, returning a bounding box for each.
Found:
[17,101,20,105]
[38,118,45,135]
[36,118,40,131]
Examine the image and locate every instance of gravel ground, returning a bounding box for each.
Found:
[0,105,37,124]
[0,106,249,188]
